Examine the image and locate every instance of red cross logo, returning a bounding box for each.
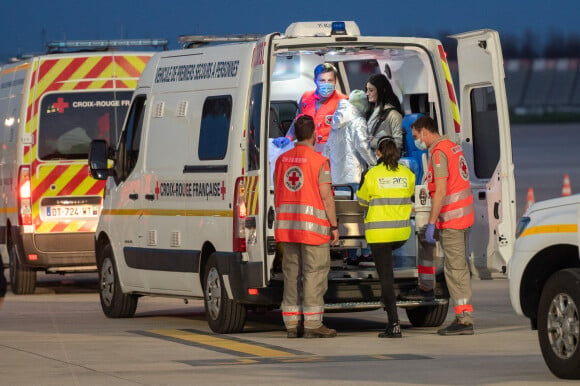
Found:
[459,156,469,181]
[284,166,303,191]
[155,180,160,199]
[220,181,226,200]
[52,97,69,113]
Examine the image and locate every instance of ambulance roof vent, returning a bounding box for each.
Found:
[284,21,360,38]
[178,34,263,49]
[153,102,165,118]
[176,101,188,117]
[46,39,169,54]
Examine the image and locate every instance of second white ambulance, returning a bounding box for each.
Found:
[89,21,516,333]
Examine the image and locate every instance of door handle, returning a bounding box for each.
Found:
[129,193,138,200]
[145,194,155,201]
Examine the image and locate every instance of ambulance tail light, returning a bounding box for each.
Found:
[18,166,32,226]
[233,177,246,252]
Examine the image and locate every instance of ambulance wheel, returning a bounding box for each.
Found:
[537,269,580,379]
[204,255,247,333]
[99,245,137,318]
[9,242,36,294]
[406,302,449,327]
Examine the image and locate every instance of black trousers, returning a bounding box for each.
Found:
[0,256,6,298]
[370,241,404,324]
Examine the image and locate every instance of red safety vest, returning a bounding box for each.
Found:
[427,138,474,230]
[300,90,346,144]
[274,144,331,245]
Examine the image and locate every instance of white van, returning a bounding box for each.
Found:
[0,39,166,294]
[89,21,516,333]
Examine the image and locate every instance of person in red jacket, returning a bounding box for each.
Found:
[274,115,339,338]
[410,116,475,336]
[274,63,347,152]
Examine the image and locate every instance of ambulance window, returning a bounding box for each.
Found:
[343,60,380,90]
[470,86,500,179]
[248,84,262,171]
[38,91,132,160]
[118,95,146,180]
[198,96,232,160]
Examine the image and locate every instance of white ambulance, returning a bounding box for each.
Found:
[509,196,580,379]
[89,21,516,333]
[0,39,166,294]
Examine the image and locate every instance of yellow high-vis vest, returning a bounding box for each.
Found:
[357,163,415,243]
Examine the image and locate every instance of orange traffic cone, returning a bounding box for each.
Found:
[525,187,535,212]
[562,174,572,196]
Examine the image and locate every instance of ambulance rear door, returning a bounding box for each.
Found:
[244,33,279,286]
[452,29,516,278]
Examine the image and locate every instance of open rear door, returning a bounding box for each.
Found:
[452,29,516,278]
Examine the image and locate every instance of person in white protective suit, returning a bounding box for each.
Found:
[324,89,376,189]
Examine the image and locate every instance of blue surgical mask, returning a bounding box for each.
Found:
[414,139,427,150]
[318,83,335,98]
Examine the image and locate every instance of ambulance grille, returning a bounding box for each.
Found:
[171,231,181,247]
[176,101,188,117]
[147,230,157,246]
[153,101,165,118]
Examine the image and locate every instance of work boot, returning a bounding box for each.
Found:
[303,324,337,338]
[286,326,303,339]
[378,321,402,338]
[400,287,434,302]
[437,319,474,336]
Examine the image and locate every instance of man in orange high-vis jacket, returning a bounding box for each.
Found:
[274,115,339,339]
[274,63,347,152]
[411,116,475,336]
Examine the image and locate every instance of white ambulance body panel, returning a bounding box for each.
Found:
[91,21,515,333]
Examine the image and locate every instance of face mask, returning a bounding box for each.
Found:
[318,83,335,98]
[414,132,427,150]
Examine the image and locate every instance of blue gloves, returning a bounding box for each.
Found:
[272,137,290,148]
[425,223,436,244]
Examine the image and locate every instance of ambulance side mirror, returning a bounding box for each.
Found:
[88,140,110,180]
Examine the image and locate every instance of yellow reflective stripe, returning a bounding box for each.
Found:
[520,224,578,238]
[101,208,233,217]
[278,204,327,220]
[369,197,412,206]
[366,219,410,229]
[357,197,369,206]
[442,188,471,206]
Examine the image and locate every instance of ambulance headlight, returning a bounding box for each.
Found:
[331,22,347,36]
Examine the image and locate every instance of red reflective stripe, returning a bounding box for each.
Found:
[282,311,302,316]
[418,265,436,274]
[303,312,323,315]
[454,304,474,314]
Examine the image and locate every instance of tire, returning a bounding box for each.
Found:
[9,242,36,294]
[203,255,247,333]
[537,268,580,379]
[406,302,449,327]
[99,244,137,318]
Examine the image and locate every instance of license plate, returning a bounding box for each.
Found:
[45,205,99,218]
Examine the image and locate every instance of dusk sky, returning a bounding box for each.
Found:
[1,0,578,61]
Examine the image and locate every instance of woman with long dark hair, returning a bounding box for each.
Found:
[365,73,403,151]
[357,136,415,337]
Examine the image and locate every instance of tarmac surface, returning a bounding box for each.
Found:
[0,274,575,386]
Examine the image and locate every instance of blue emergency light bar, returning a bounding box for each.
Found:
[46,39,169,51]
